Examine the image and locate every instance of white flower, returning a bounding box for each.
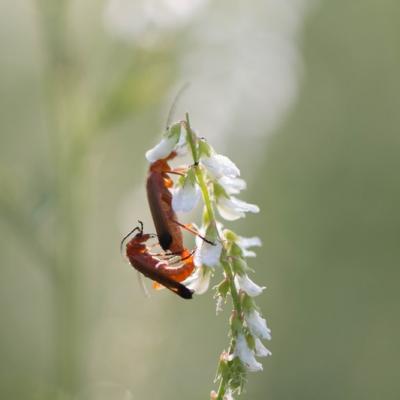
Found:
[237,235,262,258]
[201,153,240,179]
[238,235,262,249]
[145,135,179,162]
[194,227,222,268]
[235,334,263,372]
[217,196,260,221]
[223,389,234,400]
[194,239,222,268]
[218,176,246,195]
[254,338,272,358]
[240,249,256,257]
[220,351,234,363]
[183,266,212,295]
[245,310,271,340]
[172,180,201,212]
[234,274,265,297]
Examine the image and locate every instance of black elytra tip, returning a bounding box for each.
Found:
[177,285,194,300]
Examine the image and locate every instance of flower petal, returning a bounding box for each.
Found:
[183,266,212,295]
[254,338,272,358]
[218,176,246,195]
[194,238,222,268]
[235,334,263,372]
[172,181,201,213]
[201,153,240,179]
[245,310,271,340]
[223,389,234,400]
[242,249,257,257]
[238,236,262,249]
[236,236,262,257]
[145,135,179,162]
[217,196,260,221]
[235,274,265,297]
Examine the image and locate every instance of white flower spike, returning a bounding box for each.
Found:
[145,113,270,396]
[235,334,263,372]
[235,274,265,297]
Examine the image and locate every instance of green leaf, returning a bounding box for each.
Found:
[198,138,212,157]
[231,316,242,336]
[246,332,256,351]
[241,293,256,313]
[229,242,243,257]
[229,358,247,393]
[186,167,197,185]
[167,122,181,139]
[216,279,230,298]
[232,258,248,275]
[223,229,238,243]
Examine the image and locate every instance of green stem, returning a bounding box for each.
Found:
[216,380,226,399]
[196,169,215,223]
[222,260,242,317]
[184,113,244,399]
[215,259,243,400]
[184,113,216,226]
[184,113,199,164]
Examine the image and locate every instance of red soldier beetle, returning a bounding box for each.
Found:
[146,151,184,253]
[122,221,194,299]
[146,87,214,256]
[146,150,214,255]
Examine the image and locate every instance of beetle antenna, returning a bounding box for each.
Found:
[166,82,190,130]
[137,220,144,234]
[120,226,140,256]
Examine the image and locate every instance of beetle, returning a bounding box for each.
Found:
[121,221,194,299]
[146,150,214,253]
[146,151,185,253]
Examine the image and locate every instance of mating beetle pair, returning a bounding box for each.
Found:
[121,151,212,299]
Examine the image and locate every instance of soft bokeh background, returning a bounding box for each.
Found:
[1,0,399,399]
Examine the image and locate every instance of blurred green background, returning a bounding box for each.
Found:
[1,0,400,399]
